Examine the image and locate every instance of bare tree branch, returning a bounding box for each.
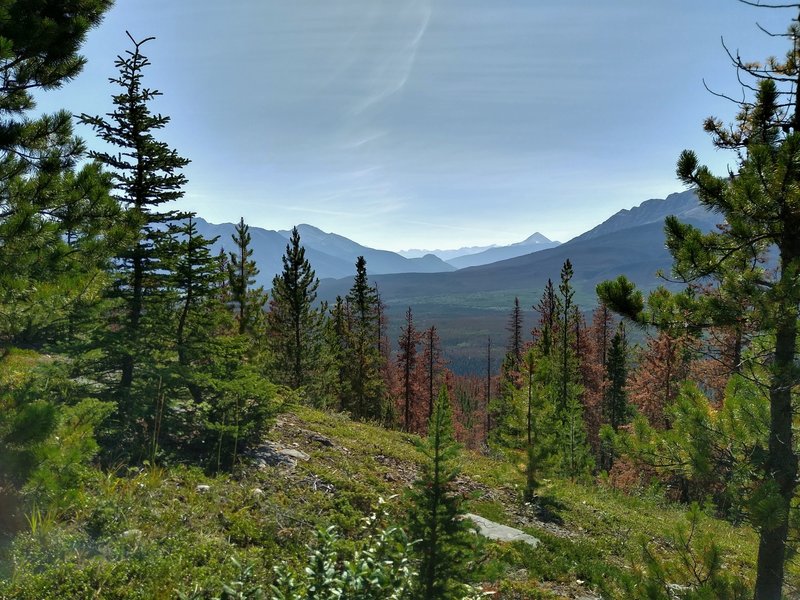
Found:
[738,0,800,9]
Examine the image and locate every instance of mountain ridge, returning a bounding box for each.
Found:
[313,188,718,372]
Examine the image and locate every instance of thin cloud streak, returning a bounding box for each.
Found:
[352,0,432,115]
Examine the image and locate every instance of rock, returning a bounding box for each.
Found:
[308,432,334,447]
[278,448,310,461]
[195,484,211,493]
[121,529,142,538]
[246,442,297,468]
[465,513,540,547]
[251,487,264,497]
[666,583,692,599]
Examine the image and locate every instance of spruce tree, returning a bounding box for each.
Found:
[507,296,523,370]
[79,33,189,408]
[532,278,557,354]
[421,325,444,422]
[328,295,352,410]
[163,218,278,466]
[558,260,575,415]
[600,324,629,471]
[267,226,322,390]
[396,306,419,432]
[343,256,386,421]
[408,386,476,600]
[165,214,221,403]
[553,260,591,478]
[604,326,629,432]
[491,299,529,448]
[227,217,268,337]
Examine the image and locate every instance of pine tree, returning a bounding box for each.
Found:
[408,386,476,600]
[450,373,484,450]
[0,1,117,347]
[582,304,615,456]
[267,226,322,390]
[598,8,800,593]
[0,0,117,495]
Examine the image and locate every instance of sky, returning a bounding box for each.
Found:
[36,1,794,251]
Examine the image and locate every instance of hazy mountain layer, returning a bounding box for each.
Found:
[446,233,560,269]
[316,189,717,372]
[193,219,455,286]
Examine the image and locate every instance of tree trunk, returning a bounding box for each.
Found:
[121,245,144,392]
[754,254,799,600]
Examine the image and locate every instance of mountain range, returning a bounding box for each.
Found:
[397,232,560,267]
[196,188,717,372]
[192,222,561,285]
[316,189,715,304]
[313,188,717,372]
[192,221,456,285]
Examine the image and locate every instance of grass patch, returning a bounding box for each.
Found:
[0,405,772,598]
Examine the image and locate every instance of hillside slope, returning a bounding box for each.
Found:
[571,189,714,243]
[0,406,765,599]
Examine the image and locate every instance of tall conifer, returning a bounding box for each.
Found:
[598,9,800,591]
[343,257,386,421]
[408,386,476,600]
[396,306,419,432]
[268,226,321,390]
[227,217,268,338]
[79,33,189,425]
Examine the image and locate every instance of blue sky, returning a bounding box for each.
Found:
[37,1,792,251]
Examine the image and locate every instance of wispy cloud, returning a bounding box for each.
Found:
[340,131,387,150]
[352,0,432,115]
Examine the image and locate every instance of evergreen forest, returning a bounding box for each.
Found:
[2,2,800,599]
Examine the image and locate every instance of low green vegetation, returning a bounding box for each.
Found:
[0,405,771,599]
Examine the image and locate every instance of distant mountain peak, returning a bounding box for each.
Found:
[516,232,553,245]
